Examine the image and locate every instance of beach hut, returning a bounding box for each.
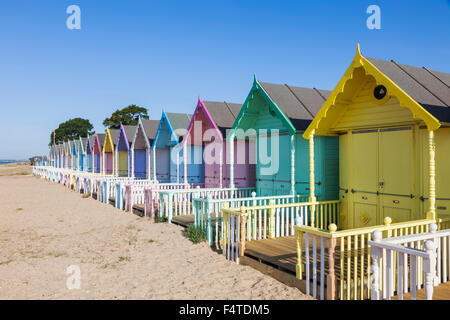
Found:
[303,45,450,229]
[102,129,119,175]
[79,137,87,171]
[152,112,192,183]
[86,134,95,173]
[115,124,137,177]
[93,133,105,174]
[62,142,68,168]
[72,139,79,171]
[182,98,255,188]
[229,76,339,199]
[130,118,159,178]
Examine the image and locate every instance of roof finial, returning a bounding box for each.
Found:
[356,43,362,58]
[253,73,257,83]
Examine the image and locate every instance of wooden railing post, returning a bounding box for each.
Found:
[326,224,337,300]
[222,204,229,255]
[239,207,247,257]
[384,217,392,238]
[295,228,303,280]
[424,240,437,300]
[370,230,382,300]
[207,195,213,245]
[269,200,275,238]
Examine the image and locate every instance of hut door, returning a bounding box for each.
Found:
[156,148,170,182]
[257,135,274,196]
[379,127,413,223]
[351,130,379,228]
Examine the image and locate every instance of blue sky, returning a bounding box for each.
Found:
[0,0,449,159]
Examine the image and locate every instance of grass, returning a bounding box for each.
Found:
[155,216,168,223]
[15,172,29,176]
[16,208,23,212]
[184,225,207,244]
[118,256,131,262]
[0,259,13,266]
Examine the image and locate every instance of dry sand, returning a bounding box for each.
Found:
[0,164,311,300]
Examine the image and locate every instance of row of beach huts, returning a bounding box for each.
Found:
[34,46,450,300]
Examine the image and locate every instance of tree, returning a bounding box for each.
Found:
[50,118,94,145]
[103,105,149,129]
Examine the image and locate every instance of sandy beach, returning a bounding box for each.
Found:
[0,164,310,300]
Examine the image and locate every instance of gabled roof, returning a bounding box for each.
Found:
[109,129,120,147]
[81,137,87,153]
[165,112,192,139]
[366,57,450,121]
[97,133,106,146]
[141,120,160,143]
[202,100,242,135]
[259,81,331,130]
[87,135,95,151]
[303,45,448,138]
[122,125,137,144]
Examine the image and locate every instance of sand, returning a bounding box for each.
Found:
[0,164,311,300]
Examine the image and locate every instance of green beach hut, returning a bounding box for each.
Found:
[228,77,339,201]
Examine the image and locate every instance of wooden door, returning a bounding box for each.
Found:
[379,127,413,223]
[256,135,274,196]
[351,130,379,228]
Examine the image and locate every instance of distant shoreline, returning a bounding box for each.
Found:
[0,160,28,164]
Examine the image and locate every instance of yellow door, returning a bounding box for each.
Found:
[379,127,413,223]
[351,130,379,228]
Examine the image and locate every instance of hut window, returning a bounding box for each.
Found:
[373,85,387,100]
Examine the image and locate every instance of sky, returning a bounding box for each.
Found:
[0,0,449,159]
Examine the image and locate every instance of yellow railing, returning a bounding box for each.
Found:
[221,200,340,262]
[294,217,436,300]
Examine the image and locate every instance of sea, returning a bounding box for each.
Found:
[0,160,27,164]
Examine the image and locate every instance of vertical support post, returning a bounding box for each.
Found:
[326,224,337,300]
[290,134,296,195]
[269,199,275,238]
[295,228,303,279]
[222,203,229,254]
[239,209,247,257]
[153,146,157,182]
[176,146,180,183]
[309,130,316,227]
[229,132,235,189]
[131,148,135,178]
[424,240,436,300]
[183,143,188,184]
[115,150,118,177]
[370,230,382,300]
[219,142,223,188]
[428,130,436,221]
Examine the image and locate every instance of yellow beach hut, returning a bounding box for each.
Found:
[102,129,119,175]
[304,45,450,230]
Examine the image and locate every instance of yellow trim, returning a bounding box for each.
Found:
[303,44,441,139]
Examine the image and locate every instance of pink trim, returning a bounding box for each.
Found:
[183,97,223,146]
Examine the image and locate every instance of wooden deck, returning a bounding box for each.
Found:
[171,215,195,227]
[393,281,450,300]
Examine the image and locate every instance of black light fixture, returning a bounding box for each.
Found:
[374,85,387,100]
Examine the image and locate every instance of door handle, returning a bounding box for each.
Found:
[393,200,400,204]
[362,196,368,200]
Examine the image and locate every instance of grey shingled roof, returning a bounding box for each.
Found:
[88,135,95,151]
[97,133,106,147]
[122,125,137,144]
[166,113,192,139]
[109,129,120,147]
[81,137,87,152]
[367,57,450,122]
[259,82,331,130]
[141,119,160,143]
[203,101,242,135]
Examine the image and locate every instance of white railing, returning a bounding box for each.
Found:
[369,223,449,300]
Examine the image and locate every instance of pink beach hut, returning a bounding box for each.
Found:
[182,98,256,188]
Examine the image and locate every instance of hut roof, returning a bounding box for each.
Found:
[141,120,160,145]
[203,101,242,135]
[259,81,331,131]
[88,135,95,150]
[109,129,120,147]
[165,112,192,139]
[366,57,450,122]
[122,125,137,144]
[97,133,106,146]
[81,137,87,151]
